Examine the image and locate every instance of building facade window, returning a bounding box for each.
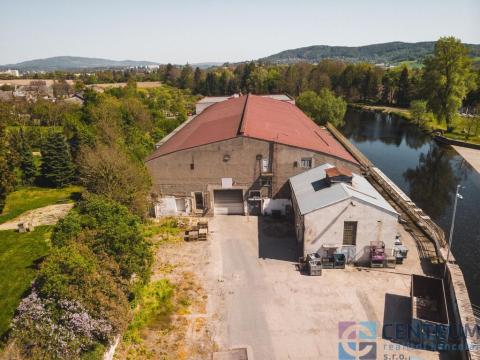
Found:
[343,221,357,245]
[194,192,204,210]
[249,190,261,198]
[300,157,313,168]
[261,159,270,173]
[261,179,272,187]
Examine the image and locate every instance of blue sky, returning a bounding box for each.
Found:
[0,0,479,65]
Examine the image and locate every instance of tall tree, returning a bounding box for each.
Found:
[18,133,37,185]
[178,64,194,90]
[381,70,397,104]
[297,89,347,126]
[193,67,204,94]
[423,37,477,130]
[396,67,411,107]
[0,119,15,212]
[41,132,75,187]
[78,143,151,217]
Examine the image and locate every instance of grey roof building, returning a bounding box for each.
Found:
[289,163,397,216]
[289,163,399,262]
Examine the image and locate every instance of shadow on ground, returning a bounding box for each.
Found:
[257,216,298,262]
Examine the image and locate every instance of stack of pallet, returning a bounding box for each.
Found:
[184,219,209,241]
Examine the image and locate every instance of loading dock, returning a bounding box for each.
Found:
[213,189,244,215]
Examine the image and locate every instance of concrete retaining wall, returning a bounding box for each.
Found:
[327,122,479,360]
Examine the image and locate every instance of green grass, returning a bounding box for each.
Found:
[395,60,423,69]
[0,186,82,225]
[123,279,174,344]
[0,226,51,338]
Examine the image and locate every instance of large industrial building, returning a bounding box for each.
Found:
[145,94,360,216]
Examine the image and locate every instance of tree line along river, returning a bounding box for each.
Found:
[340,108,480,307]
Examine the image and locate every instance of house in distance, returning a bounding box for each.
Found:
[145,94,360,217]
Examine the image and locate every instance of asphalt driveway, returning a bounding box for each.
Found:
[208,215,441,360]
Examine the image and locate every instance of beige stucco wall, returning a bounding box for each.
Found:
[303,198,398,263]
[146,136,360,214]
[146,137,269,196]
[273,143,359,197]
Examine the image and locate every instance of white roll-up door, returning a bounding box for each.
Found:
[213,190,244,215]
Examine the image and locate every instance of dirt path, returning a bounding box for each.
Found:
[114,218,218,360]
[0,204,73,230]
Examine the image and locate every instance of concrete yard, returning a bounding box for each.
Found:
[207,215,443,360]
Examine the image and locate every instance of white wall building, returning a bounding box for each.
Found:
[290,163,399,264]
[0,69,20,77]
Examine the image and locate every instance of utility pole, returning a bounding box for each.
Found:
[443,184,463,279]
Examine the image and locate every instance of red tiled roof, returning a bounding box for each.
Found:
[146,94,357,164]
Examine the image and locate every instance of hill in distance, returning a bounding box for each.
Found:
[260,41,480,65]
[0,56,160,71]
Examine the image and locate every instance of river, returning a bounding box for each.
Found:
[340,108,480,307]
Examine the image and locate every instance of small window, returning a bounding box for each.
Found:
[261,159,270,173]
[300,158,312,169]
[343,221,357,245]
[194,192,204,210]
[249,190,261,198]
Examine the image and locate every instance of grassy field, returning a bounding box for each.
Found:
[0,186,82,225]
[0,226,51,338]
[350,103,480,145]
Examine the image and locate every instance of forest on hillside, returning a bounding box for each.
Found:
[259,41,480,64]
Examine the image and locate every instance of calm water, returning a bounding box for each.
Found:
[341,109,480,307]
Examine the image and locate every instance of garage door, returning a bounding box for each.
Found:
[213,190,244,215]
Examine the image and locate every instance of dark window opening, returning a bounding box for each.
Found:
[301,158,312,168]
[194,192,204,210]
[343,221,357,245]
[249,190,261,198]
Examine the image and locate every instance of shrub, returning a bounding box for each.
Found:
[52,194,152,284]
[78,143,151,217]
[409,100,433,126]
[123,280,174,344]
[36,243,130,334]
[12,289,113,360]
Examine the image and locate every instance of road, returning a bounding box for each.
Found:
[208,215,441,360]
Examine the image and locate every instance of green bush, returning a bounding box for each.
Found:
[37,243,130,333]
[123,279,174,344]
[52,194,152,284]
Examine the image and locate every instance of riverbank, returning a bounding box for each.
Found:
[453,146,480,173]
[349,103,480,145]
[329,116,480,359]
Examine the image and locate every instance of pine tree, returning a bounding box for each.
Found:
[396,67,411,107]
[41,132,75,187]
[0,120,15,213]
[19,139,37,185]
[193,67,204,94]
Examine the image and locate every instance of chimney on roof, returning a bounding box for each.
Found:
[325,167,353,186]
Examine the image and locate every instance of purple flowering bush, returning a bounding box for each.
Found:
[10,196,152,359]
[12,289,113,359]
